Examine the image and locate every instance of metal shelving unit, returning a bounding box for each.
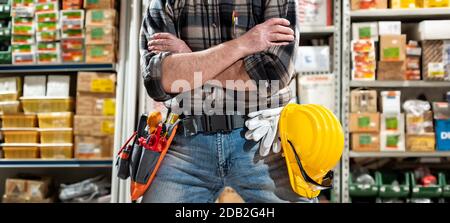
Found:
[341,2,450,203]
[0,160,113,168]
[300,26,336,36]
[0,64,117,73]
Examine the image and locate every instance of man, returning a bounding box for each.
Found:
[140,0,314,202]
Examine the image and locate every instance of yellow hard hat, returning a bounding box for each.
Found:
[279,104,344,198]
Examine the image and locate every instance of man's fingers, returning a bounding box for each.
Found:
[149,39,169,46]
[151,32,176,40]
[270,42,290,46]
[272,25,294,35]
[269,33,294,42]
[265,18,290,27]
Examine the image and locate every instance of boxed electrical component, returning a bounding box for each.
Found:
[76,92,115,116]
[74,135,114,159]
[421,40,448,80]
[298,0,332,26]
[35,2,58,13]
[60,9,84,20]
[351,39,376,80]
[423,0,450,7]
[61,19,83,30]
[61,28,84,38]
[37,21,58,32]
[37,51,60,64]
[351,0,388,10]
[349,112,380,133]
[350,89,377,113]
[377,61,405,80]
[83,0,115,9]
[405,41,422,80]
[380,131,405,152]
[295,46,330,72]
[12,24,34,35]
[86,26,116,45]
[74,115,115,136]
[12,34,34,44]
[86,44,115,63]
[24,75,46,97]
[86,9,116,26]
[36,30,60,42]
[352,22,378,41]
[12,44,33,53]
[37,41,59,52]
[11,6,34,17]
[381,91,401,114]
[351,133,380,152]
[380,113,405,132]
[63,0,83,9]
[61,38,84,51]
[414,20,450,40]
[406,134,436,152]
[378,21,401,35]
[46,75,71,97]
[432,102,449,119]
[436,119,450,151]
[12,52,35,64]
[62,50,84,63]
[406,111,434,134]
[36,11,59,23]
[76,72,116,93]
[380,35,406,61]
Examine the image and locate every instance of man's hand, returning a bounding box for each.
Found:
[237,18,295,56]
[148,33,192,53]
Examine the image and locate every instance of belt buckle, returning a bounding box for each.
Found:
[208,115,230,133]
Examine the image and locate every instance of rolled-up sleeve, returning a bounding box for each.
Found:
[140,0,177,101]
[243,0,298,91]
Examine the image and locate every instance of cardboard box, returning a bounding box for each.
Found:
[86,44,115,63]
[24,75,46,97]
[61,39,84,51]
[74,115,115,136]
[380,35,406,61]
[380,131,405,152]
[381,91,401,114]
[381,113,405,132]
[351,133,380,152]
[61,28,85,38]
[423,0,450,7]
[435,119,450,151]
[433,102,449,119]
[46,75,71,97]
[406,134,435,152]
[86,25,116,45]
[421,40,448,80]
[350,89,377,113]
[63,0,83,9]
[37,51,60,64]
[5,177,50,200]
[5,178,27,197]
[76,72,116,93]
[12,53,35,65]
[2,194,53,203]
[378,21,401,35]
[86,9,116,26]
[76,92,116,116]
[351,0,388,10]
[352,22,378,41]
[377,61,406,80]
[74,135,114,159]
[36,30,60,42]
[406,111,434,134]
[416,20,450,40]
[62,50,85,63]
[298,0,331,26]
[295,46,330,72]
[349,112,380,133]
[83,0,115,9]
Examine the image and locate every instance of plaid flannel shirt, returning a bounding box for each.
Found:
[140,0,298,115]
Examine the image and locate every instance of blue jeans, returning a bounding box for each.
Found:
[142,128,317,203]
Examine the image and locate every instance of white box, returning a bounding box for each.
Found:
[416,20,450,40]
[298,0,330,26]
[295,46,330,72]
[352,22,378,41]
[298,74,336,112]
[378,21,401,35]
[381,91,401,114]
[381,113,405,132]
[24,76,47,97]
[46,75,71,97]
[0,77,19,93]
[380,131,405,152]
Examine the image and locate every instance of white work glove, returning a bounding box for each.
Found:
[245,107,283,157]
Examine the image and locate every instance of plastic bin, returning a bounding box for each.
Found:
[2,129,39,143]
[2,145,39,159]
[410,172,444,198]
[349,173,379,197]
[0,45,11,64]
[441,173,450,198]
[0,92,18,101]
[39,128,73,143]
[20,97,74,113]
[37,112,73,128]
[0,101,20,114]
[1,114,36,128]
[376,172,410,198]
[40,144,73,159]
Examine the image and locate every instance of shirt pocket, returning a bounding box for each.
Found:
[232,15,254,39]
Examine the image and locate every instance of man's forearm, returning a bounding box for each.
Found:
[161,39,247,93]
[213,60,256,91]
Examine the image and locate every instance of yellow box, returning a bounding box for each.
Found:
[406,134,435,152]
[2,129,39,143]
[40,144,73,159]
[0,101,21,114]
[76,72,116,94]
[37,112,73,128]
[20,97,74,113]
[423,0,449,7]
[1,114,37,128]
[39,128,73,144]
[2,146,39,159]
